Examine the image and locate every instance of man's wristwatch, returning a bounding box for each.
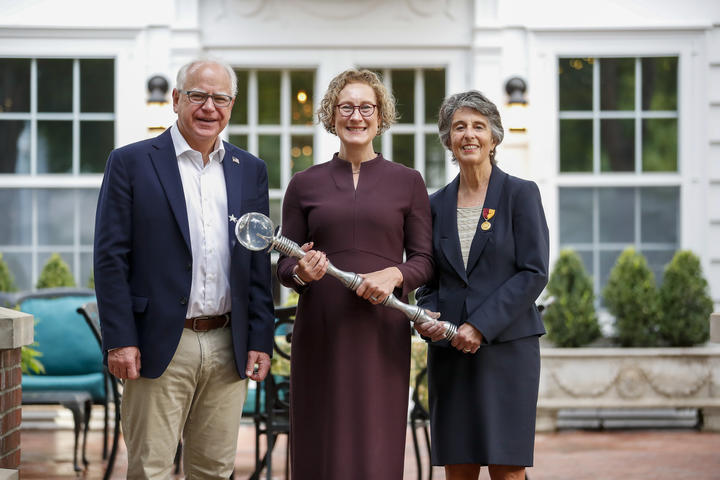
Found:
[292,268,307,286]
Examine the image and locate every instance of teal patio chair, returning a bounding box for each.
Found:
[17,287,105,472]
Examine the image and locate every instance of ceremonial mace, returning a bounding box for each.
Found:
[233,212,457,341]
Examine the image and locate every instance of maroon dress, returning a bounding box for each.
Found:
[277,154,433,480]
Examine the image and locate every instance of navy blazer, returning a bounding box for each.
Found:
[417,165,549,344]
[93,129,275,378]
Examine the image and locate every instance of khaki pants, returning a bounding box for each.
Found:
[122,327,248,480]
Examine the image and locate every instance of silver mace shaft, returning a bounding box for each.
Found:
[233,212,457,342]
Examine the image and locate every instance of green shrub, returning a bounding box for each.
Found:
[543,250,600,347]
[603,247,659,347]
[0,253,17,292]
[87,269,95,289]
[657,250,712,346]
[36,253,76,289]
[21,343,45,375]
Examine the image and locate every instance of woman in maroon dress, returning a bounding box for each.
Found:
[277,69,434,479]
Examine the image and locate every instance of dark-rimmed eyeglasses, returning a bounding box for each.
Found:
[336,103,377,117]
[184,90,234,108]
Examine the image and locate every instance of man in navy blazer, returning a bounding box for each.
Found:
[94,59,274,478]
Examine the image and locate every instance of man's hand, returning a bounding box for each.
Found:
[108,346,141,380]
[246,350,271,382]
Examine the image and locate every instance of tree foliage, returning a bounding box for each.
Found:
[603,247,659,347]
[657,250,712,346]
[543,250,600,347]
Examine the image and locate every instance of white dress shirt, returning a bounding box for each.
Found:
[170,123,232,318]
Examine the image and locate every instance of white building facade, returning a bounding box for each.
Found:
[1,0,719,308]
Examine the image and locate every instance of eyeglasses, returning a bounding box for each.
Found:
[336,103,377,117]
[184,90,234,108]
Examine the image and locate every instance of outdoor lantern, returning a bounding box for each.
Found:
[146,75,171,135]
[504,76,528,133]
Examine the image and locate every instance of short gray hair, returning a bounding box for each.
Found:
[437,90,504,163]
[176,58,238,97]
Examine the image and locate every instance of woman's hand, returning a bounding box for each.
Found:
[294,242,328,282]
[356,267,403,304]
[451,323,483,354]
[414,310,446,341]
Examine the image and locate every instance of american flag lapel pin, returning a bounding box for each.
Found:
[232,156,240,164]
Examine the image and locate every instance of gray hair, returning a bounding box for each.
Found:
[176,58,238,97]
[437,90,504,164]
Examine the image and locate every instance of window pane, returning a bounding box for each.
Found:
[0,58,30,112]
[641,187,679,244]
[642,118,677,172]
[37,59,73,112]
[600,58,634,111]
[599,187,634,243]
[642,57,677,111]
[291,135,313,174]
[259,135,280,188]
[0,120,30,173]
[372,135,382,154]
[229,134,248,150]
[258,71,280,125]
[600,119,634,172]
[575,249,594,277]
[37,121,72,174]
[80,121,114,173]
[37,189,74,245]
[0,189,32,244]
[424,69,445,123]
[559,58,593,111]
[269,198,281,231]
[599,249,623,301]
[642,249,675,285]
[79,189,100,244]
[231,70,249,125]
[559,188,593,243]
[291,71,314,126]
[425,134,445,188]
[80,59,114,113]
[392,69,415,123]
[80,252,94,289]
[559,119,592,172]
[392,134,414,169]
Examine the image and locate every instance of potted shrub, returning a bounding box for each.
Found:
[36,253,76,288]
[543,249,600,347]
[0,253,17,294]
[603,247,659,347]
[657,250,713,346]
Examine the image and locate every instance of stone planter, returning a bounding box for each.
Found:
[537,345,720,431]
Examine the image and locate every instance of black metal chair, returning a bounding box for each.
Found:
[248,305,295,480]
[410,366,432,480]
[76,302,122,480]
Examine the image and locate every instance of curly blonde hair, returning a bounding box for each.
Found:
[317,69,397,136]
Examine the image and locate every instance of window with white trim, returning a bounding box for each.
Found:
[557,56,679,296]
[0,57,114,289]
[370,68,447,189]
[228,69,316,228]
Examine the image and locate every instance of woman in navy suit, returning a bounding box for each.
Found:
[416,90,549,480]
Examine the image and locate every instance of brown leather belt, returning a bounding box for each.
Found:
[184,313,230,332]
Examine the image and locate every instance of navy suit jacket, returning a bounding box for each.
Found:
[93,129,275,378]
[417,165,549,344]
